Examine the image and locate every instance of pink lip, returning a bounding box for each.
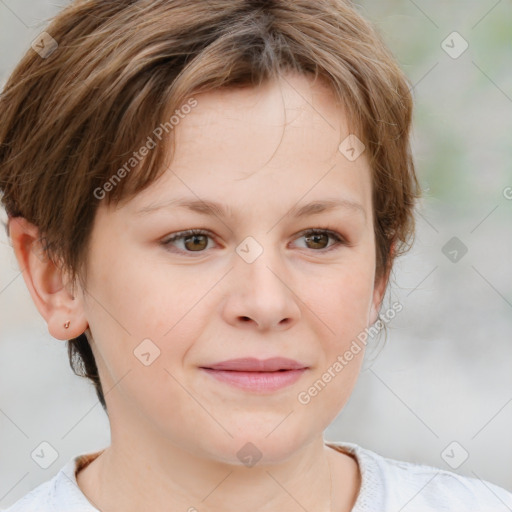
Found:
[199,357,309,392]
[201,357,307,372]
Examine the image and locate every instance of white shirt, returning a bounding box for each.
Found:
[3,441,512,511]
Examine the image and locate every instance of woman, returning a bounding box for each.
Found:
[1,1,511,510]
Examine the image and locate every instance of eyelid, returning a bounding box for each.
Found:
[162,228,216,250]
[295,227,348,244]
[293,228,349,253]
[161,226,349,254]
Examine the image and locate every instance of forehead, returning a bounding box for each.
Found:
[178,72,351,147]
[116,72,372,221]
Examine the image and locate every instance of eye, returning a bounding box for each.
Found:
[161,229,214,254]
[161,227,347,255]
[292,228,347,252]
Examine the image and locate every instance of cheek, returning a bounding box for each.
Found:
[300,260,375,343]
[89,243,211,341]
[84,255,205,425]
[296,335,365,433]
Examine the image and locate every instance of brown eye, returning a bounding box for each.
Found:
[304,232,330,250]
[162,229,213,254]
[183,234,208,251]
[162,227,346,256]
[294,229,346,252]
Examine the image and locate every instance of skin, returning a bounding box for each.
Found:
[10,70,388,512]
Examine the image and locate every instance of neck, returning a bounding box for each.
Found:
[76,436,360,512]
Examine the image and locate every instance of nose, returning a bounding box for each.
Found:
[221,244,301,332]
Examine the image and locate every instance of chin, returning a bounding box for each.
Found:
[201,426,314,467]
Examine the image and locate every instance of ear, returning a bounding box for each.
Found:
[8,216,89,340]
[368,242,394,325]
[368,271,388,325]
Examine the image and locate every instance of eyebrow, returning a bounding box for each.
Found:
[134,197,366,220]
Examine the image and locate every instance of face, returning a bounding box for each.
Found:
[76,71,386,464]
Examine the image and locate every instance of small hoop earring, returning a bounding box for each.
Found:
[64,321,70,329]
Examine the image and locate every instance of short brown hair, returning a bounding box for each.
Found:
[0,0,420,412]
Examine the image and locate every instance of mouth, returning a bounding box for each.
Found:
[199,357,309,392]
[200,357,308,372]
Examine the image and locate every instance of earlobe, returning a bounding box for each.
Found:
[8,216,88,341]
[369,268,389,326]
[369,242,396,324]
[369,288,383,326]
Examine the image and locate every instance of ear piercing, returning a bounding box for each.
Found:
[64,296,74,328]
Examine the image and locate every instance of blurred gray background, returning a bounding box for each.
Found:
[1,0,511,507]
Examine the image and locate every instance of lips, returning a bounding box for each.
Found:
[200,357,308,372]
[199,357,309,392]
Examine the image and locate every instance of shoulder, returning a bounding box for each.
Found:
[374,451,512,511]
[327,441,512,512]
[2,452,101,512]
[1,478,54,512]
[2,472,59,512]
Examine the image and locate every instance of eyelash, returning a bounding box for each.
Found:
[161,227,348,256]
